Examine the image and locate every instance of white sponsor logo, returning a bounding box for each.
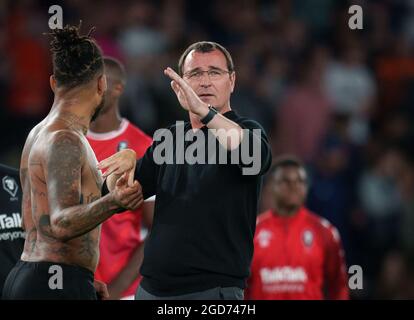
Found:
[2,176,18,197]
[0,231,25,241]
[263,283,305,293]
[260,266,308,284]
[0,213,22,230]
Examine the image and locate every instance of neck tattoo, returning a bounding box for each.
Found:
[57,112,88,135]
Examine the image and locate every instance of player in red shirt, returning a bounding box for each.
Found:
[87,57,154,300]
[246,155,349,300]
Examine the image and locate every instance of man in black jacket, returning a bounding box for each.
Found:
[99,42,272,300]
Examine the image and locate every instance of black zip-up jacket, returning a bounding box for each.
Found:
[134,110,272,296]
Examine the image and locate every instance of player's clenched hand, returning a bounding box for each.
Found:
[111,173,143,211]
[98,148,137,186]
[94,279,109,300]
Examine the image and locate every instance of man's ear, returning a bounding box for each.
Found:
[49,75,57,93]
[230,71,236,93]
[98,74,107,95]
[114,83,124,97]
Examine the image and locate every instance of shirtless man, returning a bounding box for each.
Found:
[1,25,142,300]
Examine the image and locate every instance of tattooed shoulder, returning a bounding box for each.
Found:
[47,130,84,170]
[47,130,85,209]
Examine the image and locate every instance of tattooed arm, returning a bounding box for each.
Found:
[41,130,142,242]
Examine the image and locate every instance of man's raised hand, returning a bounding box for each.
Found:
[164,67,209,118]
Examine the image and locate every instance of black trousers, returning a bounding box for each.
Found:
[135,285,244,300]
[2,260,97,300]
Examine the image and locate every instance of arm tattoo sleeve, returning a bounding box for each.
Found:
[43,130,118,241]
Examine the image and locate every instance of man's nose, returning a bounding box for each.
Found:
[199,72,212,87]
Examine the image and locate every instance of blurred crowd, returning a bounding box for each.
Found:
[1,0,414,299]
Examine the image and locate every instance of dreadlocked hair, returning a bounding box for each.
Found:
[45,22,104,89]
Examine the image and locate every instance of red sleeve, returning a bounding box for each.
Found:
[324,225,349,300]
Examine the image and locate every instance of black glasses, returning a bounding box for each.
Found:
[183,69,231,81]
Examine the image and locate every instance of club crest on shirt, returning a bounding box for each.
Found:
[302,230,314,247]
[117,141,129,152]
[2,176,18,198]
[257,229,272,248]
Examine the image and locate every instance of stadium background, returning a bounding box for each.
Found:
[1,0,414,299]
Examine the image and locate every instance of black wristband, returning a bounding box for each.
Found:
[101,178,110,196]
[200,105,218,125]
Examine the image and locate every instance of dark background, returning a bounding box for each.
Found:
[1,0,414,299]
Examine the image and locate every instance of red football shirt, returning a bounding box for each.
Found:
[87,119,153,298]
[246,207,349,300]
